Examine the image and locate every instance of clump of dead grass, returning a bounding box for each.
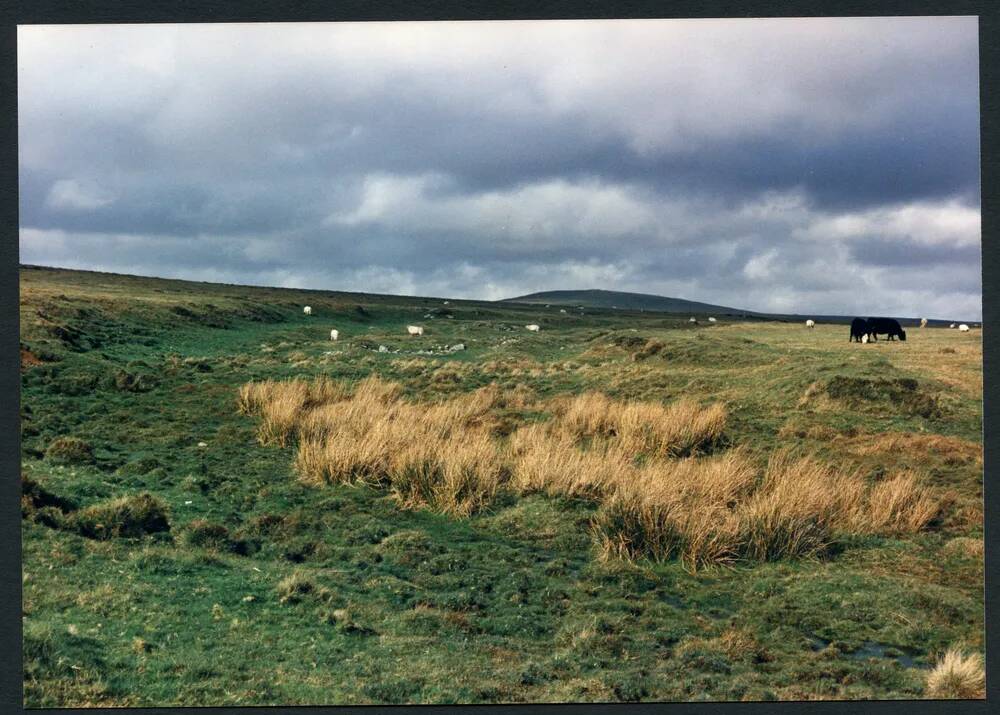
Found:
[242,378,945,567]
[941,537,984,560]
[592,450,943,570]
[925,647,985,699]
[550,391,727,457]
[291,379,512,515]
[238,376,350,446]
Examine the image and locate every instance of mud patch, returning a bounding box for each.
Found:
[20,347,44,370]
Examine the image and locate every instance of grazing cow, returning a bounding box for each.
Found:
[303,306,312,316]
[867,317,907,341]
[806,319,815,328]
[525,324,541,332]
[329,329,339,341]
[959,324,970,332]
[850,317,870,343]
[407,325,424,336]
[708,317,717,323]
[920,318,928,328]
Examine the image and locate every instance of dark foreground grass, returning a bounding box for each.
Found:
[19,266,984,705]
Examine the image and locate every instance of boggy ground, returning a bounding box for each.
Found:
[20,265,984,705]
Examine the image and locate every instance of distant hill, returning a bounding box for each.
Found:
[503,289,751,316]
[502,288,972,327]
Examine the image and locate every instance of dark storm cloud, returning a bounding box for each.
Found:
[849,239,982,268]
[18,18,982,319]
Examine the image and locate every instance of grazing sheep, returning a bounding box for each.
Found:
[861,334,869,344]
[708,317,717,323]
[443,300,450,305]
[559,309,567,314]
[689,317,697,323]
[303,306,312,316]
[950,323,957,328]
[920,317,928,328]
[407,325,424,336]
[805,319,815,328]
[525,324,541,332]
[959,324,970,332]
[329,329,339,341]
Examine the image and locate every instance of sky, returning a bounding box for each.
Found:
[18,18,982,319]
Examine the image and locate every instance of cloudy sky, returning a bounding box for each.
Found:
[18,18,981,319]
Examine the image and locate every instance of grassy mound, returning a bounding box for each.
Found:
[72,493,170,540]
[44,436,94,465]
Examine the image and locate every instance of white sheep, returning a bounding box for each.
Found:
[525,324,540,332]
[805,319,815,328]
[959,324,970,332]
[689,317,697,323]
[920,318,928,328]
[861,334,869,344]
[950,323,957,328]
[559,309,567,314]
[708,317,717,323]
[407,325,424,336]
[303,306,312,316]
[329,329,339,341]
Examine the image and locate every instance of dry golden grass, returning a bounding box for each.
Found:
[243,378,945,566]
[848,432,982,466]
[855,472,943,535]
[925,647,985,699]
[291,378,512,515]
[593,450,942,570]
[551,392,727,457]
[238,376,350,446]
[509,424,631,499]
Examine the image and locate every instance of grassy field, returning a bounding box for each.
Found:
[19,265,984,705]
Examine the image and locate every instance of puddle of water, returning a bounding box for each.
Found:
[808,635,832,651]
[807,634,929,669]
[850,641,930,670]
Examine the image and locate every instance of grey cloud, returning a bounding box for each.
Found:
[17,18,982,320]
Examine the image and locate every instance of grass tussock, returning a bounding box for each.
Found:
[45,436,94,465]
[593,450,943,570]
[72,493,170,540]
[925,648,985,699]
[238,376,353,446]
[552,391,726,458]
[243,377,944,567]
[292,378,511,516]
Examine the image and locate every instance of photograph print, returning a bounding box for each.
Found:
[18,16,984,705]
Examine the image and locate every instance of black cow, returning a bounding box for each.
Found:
[849,317,870,343]
[867,317,906,341]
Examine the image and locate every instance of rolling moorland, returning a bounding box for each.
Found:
[19,265,984,705]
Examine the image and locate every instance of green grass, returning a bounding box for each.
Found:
[20,265,984,705]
